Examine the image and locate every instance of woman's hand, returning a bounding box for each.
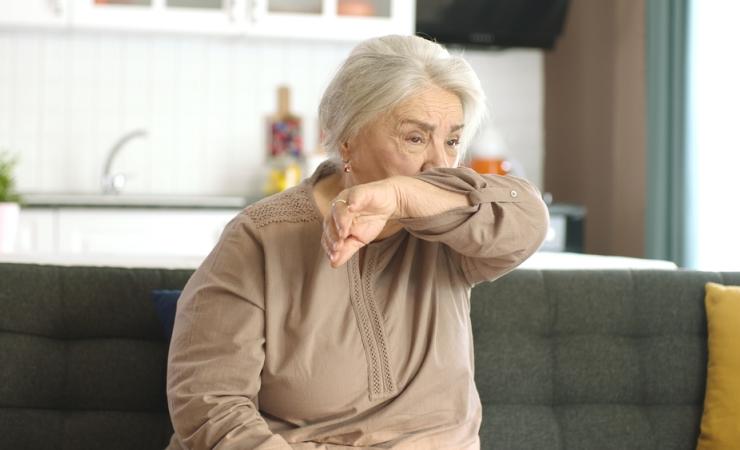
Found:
[321,175,471,267]
[322,179,401,267]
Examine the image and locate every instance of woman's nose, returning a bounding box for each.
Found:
[421,139,452,171]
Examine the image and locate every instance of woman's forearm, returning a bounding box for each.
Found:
[388,176,472,219]
[395,169,550,284]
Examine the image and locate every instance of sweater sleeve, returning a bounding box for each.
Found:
[398,167,549,286]
[166,212,292,450]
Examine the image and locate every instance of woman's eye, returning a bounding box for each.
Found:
[407,135,425,144]
[447,138,460,148]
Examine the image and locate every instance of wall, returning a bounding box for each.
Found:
[464,48,543,186]
[0,29,543,197]
[544,0,646,257]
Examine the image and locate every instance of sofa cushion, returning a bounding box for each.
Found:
[697,282,740,449]
[0,262,193,450]
[471,270,740,450]
[151,289,181,342]
[3,263,740,450]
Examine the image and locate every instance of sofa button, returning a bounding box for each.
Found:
[510,190,518,198]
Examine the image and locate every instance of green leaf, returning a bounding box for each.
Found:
[0,150,22,203]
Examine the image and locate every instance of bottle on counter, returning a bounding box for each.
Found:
[468,125,519,177]
[264,85,303,195]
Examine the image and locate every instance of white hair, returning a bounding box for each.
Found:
[318,34,487,158]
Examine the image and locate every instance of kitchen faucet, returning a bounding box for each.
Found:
[101,129,148,194]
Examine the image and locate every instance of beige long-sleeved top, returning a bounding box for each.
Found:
[165,160,549,450]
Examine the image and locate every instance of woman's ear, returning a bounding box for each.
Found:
[340,141,351,162]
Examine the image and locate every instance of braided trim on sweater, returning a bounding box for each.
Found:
[245,186,321,229]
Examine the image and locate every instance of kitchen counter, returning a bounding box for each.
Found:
[0,251,678,270]
[18,193,261,210]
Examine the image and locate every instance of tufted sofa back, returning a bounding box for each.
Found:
[1,263,737,449]
[0,263,191,450]
[472,269,740,450]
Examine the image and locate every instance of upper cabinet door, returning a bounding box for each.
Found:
[69,0,244,34]
[0,0,69,27]
[3,0,413,39]
[247,0,414,41]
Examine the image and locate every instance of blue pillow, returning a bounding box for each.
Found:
[151,289,181,342]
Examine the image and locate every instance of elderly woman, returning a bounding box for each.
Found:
[166,35,549,450]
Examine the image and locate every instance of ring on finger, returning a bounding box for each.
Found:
[331,199,348,208]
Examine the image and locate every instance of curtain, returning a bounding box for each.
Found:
[645,0,692,267]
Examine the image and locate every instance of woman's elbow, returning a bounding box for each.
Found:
[519,184,551,258]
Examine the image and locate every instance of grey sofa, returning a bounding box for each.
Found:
[1,262,737,450]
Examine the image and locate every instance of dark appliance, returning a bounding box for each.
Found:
[416,0,569,49]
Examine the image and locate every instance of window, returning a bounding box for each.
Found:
[688,0,740,270]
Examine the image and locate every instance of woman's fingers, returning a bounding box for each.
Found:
[321,230,334,257]
[330,236,365,267]
[332,197,354,239]
[323,226,363,267]
[325,215,340,249]
[324,182,397,266]
[322,206,337,257]
[323,197,355,262]
[323,204,365,266]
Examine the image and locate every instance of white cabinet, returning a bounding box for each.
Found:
[14,207,241,258]
[69,0,244,34]
[0,0,69,27]
[67,0,412,39]
[56,208,240,256]
[15,209,57,253]
[249,0,414,41]
[2,0,413,39]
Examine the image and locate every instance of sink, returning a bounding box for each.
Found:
[19,193,258,209]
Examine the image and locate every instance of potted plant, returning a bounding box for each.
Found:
[0,150,22,253]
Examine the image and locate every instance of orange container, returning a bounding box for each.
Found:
[470,158,512,175]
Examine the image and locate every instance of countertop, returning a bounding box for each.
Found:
[0,251,678,270]
[18,193,261,209]
[19,193,583,213]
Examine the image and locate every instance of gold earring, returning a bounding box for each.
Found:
[343,160,352,173]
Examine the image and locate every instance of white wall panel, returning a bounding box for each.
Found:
[0,30,544,196]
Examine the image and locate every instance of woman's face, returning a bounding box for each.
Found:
[342,85,465,185]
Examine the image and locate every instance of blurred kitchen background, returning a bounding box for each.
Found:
[0,0,736,271]
[0,29,543,195]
